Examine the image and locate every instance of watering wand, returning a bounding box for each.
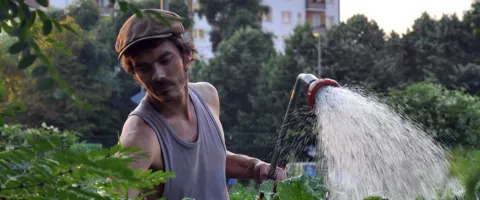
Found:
[267,73,340,180]
[259,73,340,199]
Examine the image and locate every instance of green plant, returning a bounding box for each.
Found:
[0,124,175,199]
[256,175,328,200]
[363,197,389,200]
[450,149,480,200]
[229,182,259,200]
[0,123,80,150]
[71,143,103,153]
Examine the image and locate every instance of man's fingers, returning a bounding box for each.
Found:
[274,168,287,184]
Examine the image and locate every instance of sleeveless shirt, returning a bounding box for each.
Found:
[128,87,229,200]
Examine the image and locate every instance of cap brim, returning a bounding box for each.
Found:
[117,33,173,59]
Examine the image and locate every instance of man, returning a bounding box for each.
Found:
[115,9,287,200]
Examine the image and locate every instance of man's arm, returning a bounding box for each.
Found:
[225,151,266,182]
[191,82,286,184]
[118,115,159,198]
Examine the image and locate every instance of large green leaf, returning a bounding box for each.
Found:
[62,24,78,35]
[42,19,53,35]
[118,1,128,13]
[18,54,37,69]
[35,0,49,7]
[144,10,170,26]
[36,77,55,91]
[8,41,28,54]
[31,65,48,77]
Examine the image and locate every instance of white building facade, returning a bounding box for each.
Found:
[188,0,215,61]
[189,0,341,59]
[260,0,306,53]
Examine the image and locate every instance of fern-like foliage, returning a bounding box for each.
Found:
[0,124,174,200]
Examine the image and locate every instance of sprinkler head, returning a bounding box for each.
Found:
[307,78,341,109]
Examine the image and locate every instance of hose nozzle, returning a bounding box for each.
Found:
[307,78,341,109]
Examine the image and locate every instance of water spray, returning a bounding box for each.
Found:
[258,73,452,200]
[261,73,340,198]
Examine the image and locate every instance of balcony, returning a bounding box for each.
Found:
[312,24,327,35]
[306,0,326,11]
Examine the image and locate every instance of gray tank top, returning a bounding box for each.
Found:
[129,86,229,200]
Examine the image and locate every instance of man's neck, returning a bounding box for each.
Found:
[147,83,192,120]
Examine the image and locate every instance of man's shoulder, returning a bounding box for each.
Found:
[189,82,218,97]
[120,115,156,147]
[189,82,220,116]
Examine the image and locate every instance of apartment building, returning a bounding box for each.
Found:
[186,0,214,60]
[261,0,306,52]
[30,0,114,16]
[187,0,340,59]
[265,0,340,52]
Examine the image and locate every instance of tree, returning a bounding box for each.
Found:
[463,2,480,48]
[16,17,122,137]
[388,82,480,148]
[321,14,387,90]
[401,12,476,89]
[195,26,275,132]
[67,0,102,31]
[0,37,28,124]
[47,7,67,21]
[369,31,405,92]
[197,0,270,52]
[169,0,194,30]
[253,24,318,132]
[453,63,480,95]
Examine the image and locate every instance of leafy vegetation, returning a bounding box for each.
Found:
[388,82,480,148]
[449,149,480,200]
[0,124,175,199]
[228,175,328,200]
[196,0,270,52]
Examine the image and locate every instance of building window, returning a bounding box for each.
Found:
[264,13,272,22]
[193,2,200,10]
[188,0,193,12]
[327,0,334,4]
[199,29,205,40]
[188,29,193,39]
[327,16,335,28]
[311,12,321,28]
[297,12,302,24]
[321,12,326,26]
[282,11,291,24]
[193,29,197,39]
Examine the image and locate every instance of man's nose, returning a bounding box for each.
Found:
[152,64,166,81]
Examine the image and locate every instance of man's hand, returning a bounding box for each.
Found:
[253,161,287,184]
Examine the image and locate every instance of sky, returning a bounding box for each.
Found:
[339,0,475,34]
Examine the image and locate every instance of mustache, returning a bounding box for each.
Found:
[151,80,175,91]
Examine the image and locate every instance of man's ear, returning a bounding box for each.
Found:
[184,51,194,71]
[187,51,193,64]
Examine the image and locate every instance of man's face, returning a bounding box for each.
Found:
[131,40,189,103]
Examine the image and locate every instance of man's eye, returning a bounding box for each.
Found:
[136,66,149,72]
[161,56,172,64]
